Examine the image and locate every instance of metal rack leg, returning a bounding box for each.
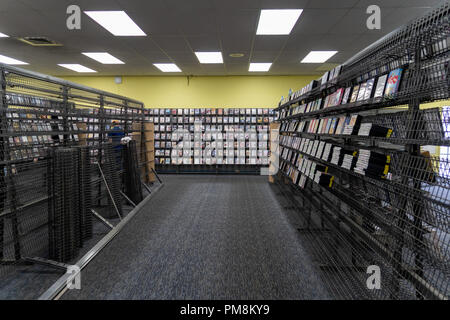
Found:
[97,163,122,220]
[90,209,114,230]
[0,216,3,260]
[151,168,163,184]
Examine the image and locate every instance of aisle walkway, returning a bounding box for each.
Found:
[63,175,330,299]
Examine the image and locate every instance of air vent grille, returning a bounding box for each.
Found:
[18,37,62,46]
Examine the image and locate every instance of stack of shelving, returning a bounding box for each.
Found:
[0,65,150,276]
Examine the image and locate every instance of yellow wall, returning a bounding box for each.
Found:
[62,74,450,111]
[62,75,317,109]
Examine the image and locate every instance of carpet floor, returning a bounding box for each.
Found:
[62,175,330,299]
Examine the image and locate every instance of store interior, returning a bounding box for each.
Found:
[0,0,448,300]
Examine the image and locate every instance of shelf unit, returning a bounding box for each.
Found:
[146,108,276,174]
[0,64,151,276]
[273,3,450,300]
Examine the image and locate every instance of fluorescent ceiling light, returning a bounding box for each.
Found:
[58,64,97,73]
[301,51,338,63]
[82,52,124,64]
[0,32,9,38]
[195,52,223,64]
[256,9,303,35]
[249,63,272,72]
[0,54,28,65]
[153,63,181,72]
[84,11,146,36]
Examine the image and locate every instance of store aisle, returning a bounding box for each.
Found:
[62,175,330,299]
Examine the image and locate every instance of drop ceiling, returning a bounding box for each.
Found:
[0,0,446,76]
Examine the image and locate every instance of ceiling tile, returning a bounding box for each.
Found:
[225,63,248,73]
[306,0,360,9]
[327,8,370,35]
[172,8,219,35]
[151,36,191,52]
[213,0,262,10]
[275,51,302,64]
[283,34,324,51]
[253,36,288,51]
[355,0,444,8]
[124,10,180,36]
[164,51,198,63]
[0,0,30,13]
[123,38,167,54]
[199,64,227,73]
[381,7,437,30]
[316,34,361,50]
[260,0,309,9]
[250,50,279,62]
[115,0,168,11]
[217,9,259,34]
[220,32,254,52]
[0,0,441,76]
[165,0,215,10]
[291,9,350,35]
[187,35,221,51]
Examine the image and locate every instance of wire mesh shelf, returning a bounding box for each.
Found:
[274,3,450,300]
[0,64,153,298]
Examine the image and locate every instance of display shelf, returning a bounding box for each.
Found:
[272,3,450,300]
[0,64,153,282]
[149,108,274,172]
[276,5,449,121]
[279,107,450,147]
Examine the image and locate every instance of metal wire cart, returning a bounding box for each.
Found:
[273,4,449,299]
[0,64,158,299]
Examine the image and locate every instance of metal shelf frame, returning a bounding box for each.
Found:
[274,3,450,300]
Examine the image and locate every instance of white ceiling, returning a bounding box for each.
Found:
[0,0,446,76]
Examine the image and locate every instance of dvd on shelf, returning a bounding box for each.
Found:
[150,107,275,167]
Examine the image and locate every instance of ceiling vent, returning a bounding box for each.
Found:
[229,53,245,58]
[17,37,62,47]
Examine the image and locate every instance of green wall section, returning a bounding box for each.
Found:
[62,75,317,109]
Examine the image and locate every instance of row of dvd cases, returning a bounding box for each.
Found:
[273,3,450,300]
[3,92,143,164]
[145,108,276,166]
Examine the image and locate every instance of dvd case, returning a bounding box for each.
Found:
[374,74,388,98]
[384,68,403,96]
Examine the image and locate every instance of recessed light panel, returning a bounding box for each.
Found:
[0,32,9,38]
[249,63,272,72]
[256,9,303,35]
[195,52,223,64]
[84,11,146,36]
[82,52,124,64]
[301,51,338,63]
[58,64,97,73]
[153,63,182,72]
[0,54,28,65]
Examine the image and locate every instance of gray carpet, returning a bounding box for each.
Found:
[62,175,330,299]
